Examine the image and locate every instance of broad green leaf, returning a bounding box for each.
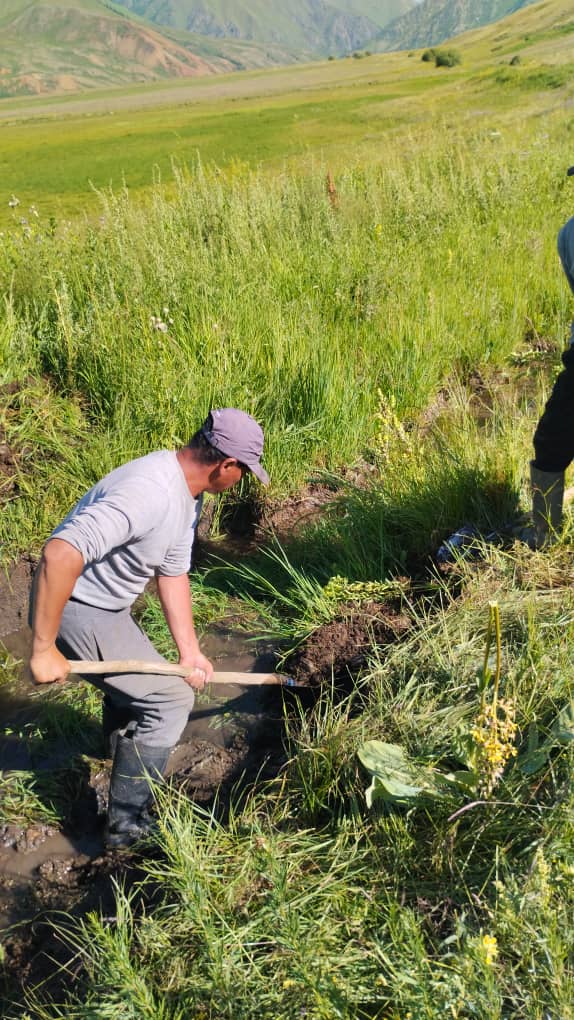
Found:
[551,702,574,744]
[516,747,550,776]
[446,769,478,789]
[358,741,408,773]
[358,741,461,806]
[365,775,417,808]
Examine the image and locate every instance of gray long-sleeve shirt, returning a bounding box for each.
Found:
[52,451,202,610]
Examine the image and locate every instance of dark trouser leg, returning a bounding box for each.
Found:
[533,345,574,473]
[529,463,565,549]
[529,344,574,548]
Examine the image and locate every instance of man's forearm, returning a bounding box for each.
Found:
[156,574,213,689]
[32,538,84,653]
[156,573,200,658]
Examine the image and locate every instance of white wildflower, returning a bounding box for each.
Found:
[150,315,168,333]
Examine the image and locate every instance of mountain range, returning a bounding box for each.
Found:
[113,0,539,54]
[376,0,538,51]
[112,0,414,51]
[0,0,547,97]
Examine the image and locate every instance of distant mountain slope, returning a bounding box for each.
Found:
[0,0,296,96]
[112,0,415,54]
[376,0,538,51]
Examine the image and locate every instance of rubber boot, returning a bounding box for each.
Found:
[102,696,134,759]
[530,463,565,549]
[104,735,171,850]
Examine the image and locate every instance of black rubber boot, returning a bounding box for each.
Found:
[102,696,134,759]
[530,462,565,549]
[104,735,171,850]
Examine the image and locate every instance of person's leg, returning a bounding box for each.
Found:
[533,347,574,474]
[529,327,574,547]
[528,224,574,548]
[58,601,196,846]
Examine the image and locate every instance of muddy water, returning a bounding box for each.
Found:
[0,622,280,939]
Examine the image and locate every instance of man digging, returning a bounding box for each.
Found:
[29,409,269,849]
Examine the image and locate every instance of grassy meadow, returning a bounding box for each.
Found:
[1,0,574,1014]
[0,0,573,222]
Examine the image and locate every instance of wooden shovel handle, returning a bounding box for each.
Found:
[67,659,297,687]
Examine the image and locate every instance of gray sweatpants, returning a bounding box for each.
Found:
[57,600,195,748]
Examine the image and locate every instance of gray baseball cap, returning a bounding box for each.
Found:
[200,408,269,485]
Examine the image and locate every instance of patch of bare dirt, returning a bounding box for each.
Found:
[260,483,340,536]
[288,599,413,687]
[0,382,21,508]
[195,481,340,547]
[0,556,37,638]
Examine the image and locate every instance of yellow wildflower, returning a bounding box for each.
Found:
[481,933,498,966]
[471,698,517,796]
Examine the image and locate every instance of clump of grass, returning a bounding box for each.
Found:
[0,645,21,688]
[0,769,77,827]
[0,680,103,830]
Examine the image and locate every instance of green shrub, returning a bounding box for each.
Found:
[434,48,462,68]
[421,48,436,62]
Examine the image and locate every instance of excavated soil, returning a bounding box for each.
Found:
[288,598,413,687]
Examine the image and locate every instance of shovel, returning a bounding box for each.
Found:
[67,659,298,687]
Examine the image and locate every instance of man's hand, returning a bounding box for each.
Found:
[179,650,214,691]
[30,645,71,685]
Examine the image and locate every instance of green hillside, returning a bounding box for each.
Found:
[0,0,298,96]
[1,0,564,99]
[377,0,539,51]
[0,0,573,221]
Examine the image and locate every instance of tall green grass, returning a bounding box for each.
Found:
[2,107,574,1020]
[1,122,573,562]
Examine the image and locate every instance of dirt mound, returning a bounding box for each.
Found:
[288,599,413,687]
